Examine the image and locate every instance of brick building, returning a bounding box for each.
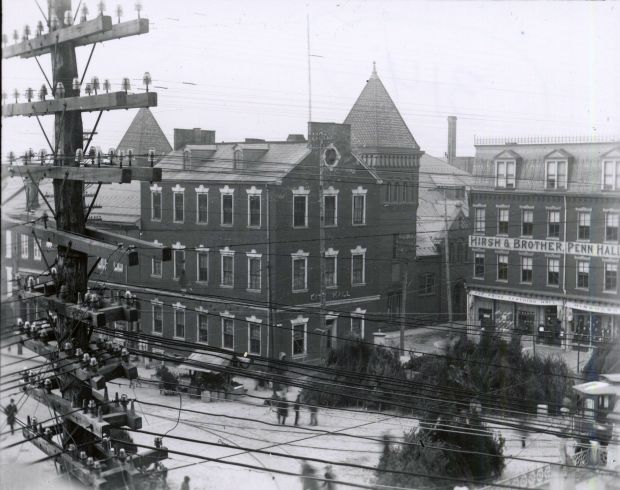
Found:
[467,136,620,345]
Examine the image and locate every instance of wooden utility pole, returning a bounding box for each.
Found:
[3,1,170,487]
[443,189,453,323]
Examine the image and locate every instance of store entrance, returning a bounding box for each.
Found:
[478,308,493,330]
[538,306,561,345]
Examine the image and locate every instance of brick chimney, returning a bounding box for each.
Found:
[447,116,457,165]
[173,128,216,150]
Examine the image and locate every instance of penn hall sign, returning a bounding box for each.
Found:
[469,235,620,259]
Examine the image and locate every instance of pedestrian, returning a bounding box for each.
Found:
[294,394,301,426]
[4,398,18,435]
[300,459,319,490]
[180,475,190,490]
[309,403,318,426]
[280,396,289,425]
[323,464,336,489]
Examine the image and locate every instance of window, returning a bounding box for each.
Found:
[605,212,619,242]
[521,209,533,236]
[233,149,243,166]
[152,257,162,277]
[497,208,509,235]
[220,248,235,287]
[496,160,516,188]
[291,317,308,356]
[352,187,367,225]
[351,246,366,285]
[5,266,12,298]
[474,252,485,278]
[387,292,402,320]
[152,302,163,334]
[220,186,234,226]
[604,262,618,292]
[173,247,185,280]
[248,195,261,227]
[97,258,107,271]
[5,231,12,259]
[351,308,365,339]
[113,262,123,273]
[197,250,209,282]
[546,160,567,189]
[324,250,338,288]
[196,188,209,224]
[151,186,162,221]
[248,322,261,355]
[474,208,485,234]
[173,188,184,223]
[33,243,41,261]
[420,273,436,295]
[521,256,533,283]
[247,254,261,291]
[547,210,561,238]
[174,307,185,338]
[197,312,208,343]
[222,316,235,349]
[602,160,620,190]
[577,211,591,240]
[547,258,560,286]
[293,196,308,227]
[20,234,29,259]
[324,194,337,226]
[497,254,509,281]
[577,260,589,289]
[292,251,308,291]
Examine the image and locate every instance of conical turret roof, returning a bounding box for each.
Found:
[344,64,419,152]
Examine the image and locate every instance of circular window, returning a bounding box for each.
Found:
[322,145,340,169]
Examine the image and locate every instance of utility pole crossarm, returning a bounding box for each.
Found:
[2,15,113,59]
[7,165,161,183]
[85,227,172,262]
[2,92,157,117]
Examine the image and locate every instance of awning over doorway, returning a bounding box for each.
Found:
[468,289,562,307]
[178,351,234,374]
[565,300,620,316]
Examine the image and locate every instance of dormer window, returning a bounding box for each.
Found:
[545,160,567,189]
[495,160,516,188]
[233,149,243,167]
[602,159,620,190]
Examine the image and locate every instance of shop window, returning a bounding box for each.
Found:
[547,258,560,286]
[474,208,485,234]
[521,256,533,284]
[605,212,619,242]
[577,211,591,240]
[497,208,509,235]
[547,210,561,239]
[474,252,485,278]
[521,209,533,236]
[517,310,535,334]
[577,260,589,289]
[497,254,509,281]
[604,262,618,292]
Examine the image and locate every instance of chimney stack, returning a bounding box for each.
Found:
[447,116,457,166]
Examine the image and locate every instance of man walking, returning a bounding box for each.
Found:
[309,403,318,426]
[280,396,289,425]
[300,459,319,490]
[4,399,18,435]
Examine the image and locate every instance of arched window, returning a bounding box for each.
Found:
[233,149,243,167]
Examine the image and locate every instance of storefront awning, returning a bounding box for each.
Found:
[178,351,234,374]
[566,300,620,316]
[469,289,561,307]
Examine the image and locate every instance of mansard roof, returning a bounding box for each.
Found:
[344,64,419,152]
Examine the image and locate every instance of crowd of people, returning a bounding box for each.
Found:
[268,391,319,427]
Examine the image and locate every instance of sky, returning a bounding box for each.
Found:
[2,0,619,159]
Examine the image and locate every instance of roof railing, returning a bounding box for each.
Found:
[474,135,620,146]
